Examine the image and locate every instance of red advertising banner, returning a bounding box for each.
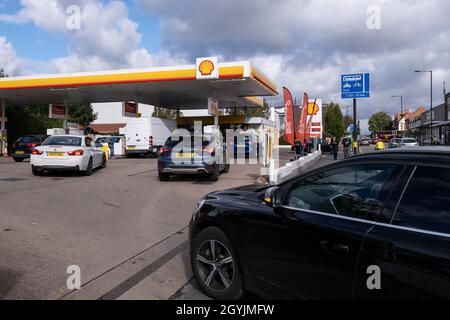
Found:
[282,87,295,146]
[49,104,66,119]
[123,101,138,117]
[297,93,309,144]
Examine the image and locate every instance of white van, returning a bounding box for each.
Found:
[124,117,176,157]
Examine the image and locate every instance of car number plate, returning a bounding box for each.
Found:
[176,152,195,158]
[128,146,136,150]
[48,152,65,157]
[15,151,25,155]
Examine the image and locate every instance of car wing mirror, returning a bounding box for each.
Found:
[264,187,282,208]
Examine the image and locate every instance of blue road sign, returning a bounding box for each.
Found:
[347,124,355,133]
[341,73,370,99]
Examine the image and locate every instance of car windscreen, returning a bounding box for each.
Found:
[42,136,82,146]
[403,139,417,143]
[18,136,41,143]
[165,136,212,147]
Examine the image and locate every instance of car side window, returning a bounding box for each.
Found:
[284,164,399,222]
[392,166,450,234]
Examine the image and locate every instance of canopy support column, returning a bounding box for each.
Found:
[1,99,7,156]
[63,96,69,132]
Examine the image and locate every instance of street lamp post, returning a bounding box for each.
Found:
[392,95,403,136]
[415,70,433,144]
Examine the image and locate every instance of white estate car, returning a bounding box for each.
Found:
[30,135,107,176]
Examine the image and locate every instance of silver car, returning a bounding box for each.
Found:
[400,138,419,147]
[389,138,402,148]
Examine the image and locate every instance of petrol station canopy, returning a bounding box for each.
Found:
[0,60,278,109]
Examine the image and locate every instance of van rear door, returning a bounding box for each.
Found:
[126,120,150,151]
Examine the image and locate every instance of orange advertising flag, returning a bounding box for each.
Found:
[305,99,317,142]
[283,87,295,146]
[297,93,309,144]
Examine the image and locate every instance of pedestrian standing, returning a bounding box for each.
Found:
[331,137,339,160]
[342,136,351,158]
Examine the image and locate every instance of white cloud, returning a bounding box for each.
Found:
[0,36,23,76]
[1,0,184,73]
[137,0,450,119]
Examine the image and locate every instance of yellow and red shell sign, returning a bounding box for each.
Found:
[198,60,215,76]
[307,101,320,115]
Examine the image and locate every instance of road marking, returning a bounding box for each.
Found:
[99,242,188,300]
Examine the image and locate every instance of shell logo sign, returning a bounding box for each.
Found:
[196,57,219,79]
[307,101,320,116]
[198,60,215,76]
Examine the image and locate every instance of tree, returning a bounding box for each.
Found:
[368,112,393,134]
[69,103,97,128]
[343,115,353,128]
[324,102,345,139]
[6,105,62,147]
[0,68,8,78]
[245,100,270,118]
[152,107,179,120]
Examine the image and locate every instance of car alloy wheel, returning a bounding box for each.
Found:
[191,227,243,299]
[196,239,235,292]
[84,158,93,176]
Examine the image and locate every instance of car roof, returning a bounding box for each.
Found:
[47,135,85,138]
[348,147,450,164]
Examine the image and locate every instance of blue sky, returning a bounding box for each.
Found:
[0,0,161,62]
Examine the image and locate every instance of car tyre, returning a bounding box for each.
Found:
[209,167,220,181]
[158,172,170,181]
[13,157,25,162]
[191,226,244,300]
[84,158,93,176]
[101,155,107,168]
[32,166,43,176]
[222,164,230,173]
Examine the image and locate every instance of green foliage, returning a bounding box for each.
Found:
[152,107,180,120]
[324,102,345,139]
[245,100,270,118]
[69,103,97,127]
[6,105,62,146]
[368,112,393,133]
[343,115,353,128]
[0,68,8,78]
[232,100,271,119]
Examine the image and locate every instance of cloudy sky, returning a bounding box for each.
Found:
[1,0,449,132]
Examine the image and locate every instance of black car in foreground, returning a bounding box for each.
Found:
[11,135,46,162]
[189,147,450,300]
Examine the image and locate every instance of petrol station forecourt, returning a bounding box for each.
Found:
[0,58,281,300]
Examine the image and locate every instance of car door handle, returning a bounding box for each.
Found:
[320,240,349,254]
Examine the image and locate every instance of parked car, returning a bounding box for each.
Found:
[232,135,259,158]
[370,138,379,145]
[189,147,450,300]
[360,138,371,146]
[31,135,107,176]
[95,136,122,157]
[158,133,230,181]
[11,135,46,162]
